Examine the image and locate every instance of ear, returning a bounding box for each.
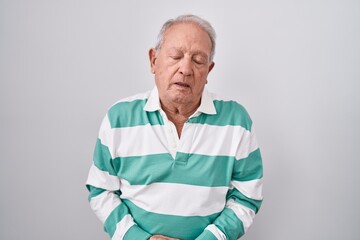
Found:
[205,62,215,84]
[208,61,215,73]
[149,48,157,74]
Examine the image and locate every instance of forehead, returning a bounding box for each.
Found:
[162,22,212,54]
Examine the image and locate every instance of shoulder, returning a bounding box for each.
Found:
[107,90,151,116]
[108,91,151,111]
[203,92,253,131]
[106,90,153,128]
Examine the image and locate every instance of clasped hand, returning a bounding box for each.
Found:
[149,234,180,240]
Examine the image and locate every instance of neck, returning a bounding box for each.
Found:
[160,99,200,137]
[160,100,200,119]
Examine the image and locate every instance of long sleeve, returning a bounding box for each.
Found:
[196,126,263,240]
[86,115,151,240]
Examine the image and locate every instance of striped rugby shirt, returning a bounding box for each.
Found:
[86,87,263,240]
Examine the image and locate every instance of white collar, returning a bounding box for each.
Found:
[144,87,217,116]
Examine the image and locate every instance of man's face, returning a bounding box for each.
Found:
[149,23,215,107]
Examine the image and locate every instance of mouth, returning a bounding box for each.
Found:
[174,82,190,88]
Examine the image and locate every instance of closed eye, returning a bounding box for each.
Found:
[192,54,207,65]
[193,58,206,65]
[194,59,204,64]
[170,56,182,60]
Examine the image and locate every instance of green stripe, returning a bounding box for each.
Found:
[86,185,106,201]
[213,208,245,239]
[93,138,117,176]
[107,99,253,129]
[123,199,220,240]
[188,100,252,131]
[108,99,164,128]
[196,230,218,240]
[104,202,131,237]
[86,185,121,201]
[233,148,263,181]
[112,153,234,187]
[227,188,263,213]
[93,140,261,186]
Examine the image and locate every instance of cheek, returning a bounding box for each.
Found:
[193,78,208,90]
[195,70,210,82]
[155,70,173,87]
[160,65,179,79]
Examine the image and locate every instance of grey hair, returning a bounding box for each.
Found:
[155,14,216,62]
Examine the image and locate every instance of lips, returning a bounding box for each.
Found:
[174,82,190,88]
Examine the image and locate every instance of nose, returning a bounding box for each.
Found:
[179,57,193,76]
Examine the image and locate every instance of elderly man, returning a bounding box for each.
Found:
[86,15,263,240]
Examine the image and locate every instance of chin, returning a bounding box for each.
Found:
[170,95,192,104]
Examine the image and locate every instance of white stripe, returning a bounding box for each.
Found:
[230,178,263,200]
[205,224,226,240]
[120,179,228,216]
[112,215,136,240]
[235,130,259,160]
[180,124,251,157]
[100,123,258,158]
[226,199,255,233]
[100,124,169,158]
[98,114,111,138]
[86,164,120,191]
[89,191,121,223]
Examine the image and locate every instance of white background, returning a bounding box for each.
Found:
[1,0,359,239]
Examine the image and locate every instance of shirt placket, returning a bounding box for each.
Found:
[159,110,180,159]
[174,122,191,165]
